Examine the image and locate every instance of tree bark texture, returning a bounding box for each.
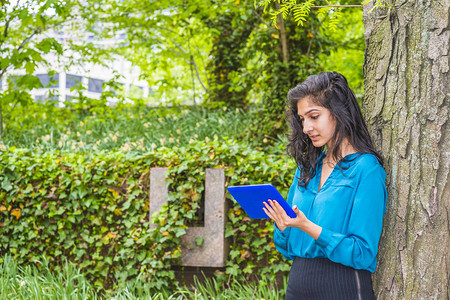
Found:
[363,1,449,299]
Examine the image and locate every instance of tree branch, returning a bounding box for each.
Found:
[174,51,210,92]
[193,44,211,89]
[17,27,41,52]
[0,17,11,50]
[1,0,21,48]
[159,34,210,92]
[0,12,75,79]
[190,55,209,92]
[315,37,364,56]
[310,5,363,8]
[3,15,11,39]
[253,8,271,28]
[0,27,41,80]
[306,14,328,57]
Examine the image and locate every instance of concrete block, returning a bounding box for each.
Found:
[149,168,168,228]
[148,167,227,267]
[180,168,226,267]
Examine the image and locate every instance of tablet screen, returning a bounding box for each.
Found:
[227,184,296,219]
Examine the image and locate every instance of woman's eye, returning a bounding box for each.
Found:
[311,115,319,120]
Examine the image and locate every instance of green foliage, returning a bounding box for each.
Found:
[205,1,261,108]
[250,0,365,108]
[291,0,314,26]
[0,137,294,293]
[77,0,361,122]
[316,4,364,95]
[260,0,354,32]
[0,0,77,134]
[194,1,335,139]
[2,0,366,140]
[0,254,286,299]
[362,0,393,11]
[0,101,265,152]
[78,0,218,105]
[173,275,287,299]
[0,255,99,299]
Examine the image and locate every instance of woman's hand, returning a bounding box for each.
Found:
[263,199,308,231]
[263,199,322,240]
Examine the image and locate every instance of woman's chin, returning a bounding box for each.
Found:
[311,140,325,147]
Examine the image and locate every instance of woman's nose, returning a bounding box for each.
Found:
[303,120,311,134]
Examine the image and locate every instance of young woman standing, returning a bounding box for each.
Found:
[263,72,387,299]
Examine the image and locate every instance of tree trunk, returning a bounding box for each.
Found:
[363,1,449,299]
[275,1,289,63]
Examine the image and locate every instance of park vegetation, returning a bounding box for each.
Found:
[0,0,367,298]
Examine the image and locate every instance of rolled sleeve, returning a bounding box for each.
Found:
[274,225,293,259]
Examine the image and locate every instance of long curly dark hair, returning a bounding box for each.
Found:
[286,72,383,187]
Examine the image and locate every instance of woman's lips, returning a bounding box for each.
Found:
[309,135,319,141]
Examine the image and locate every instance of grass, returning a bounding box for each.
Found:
[1,103,264,153]
[0,255,98,300]
[0,255,286,299]
[174,276,287,299]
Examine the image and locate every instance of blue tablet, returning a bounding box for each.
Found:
[227,184,296,219]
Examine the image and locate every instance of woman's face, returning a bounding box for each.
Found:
[297,97,336,149]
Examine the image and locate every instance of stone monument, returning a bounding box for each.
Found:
[149,168,227,267]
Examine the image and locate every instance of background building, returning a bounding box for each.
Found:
[1,24,151,105]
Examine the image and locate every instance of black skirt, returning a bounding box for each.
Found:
[286,257,376,300]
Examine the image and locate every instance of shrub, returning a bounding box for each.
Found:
[1,102,268,152]
[0,138,294,293]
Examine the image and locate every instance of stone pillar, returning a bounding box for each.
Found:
[149,168,169,229]
[149,168,227,267]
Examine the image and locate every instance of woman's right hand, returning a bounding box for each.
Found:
[262,199,292,231]
[263,199,321,241]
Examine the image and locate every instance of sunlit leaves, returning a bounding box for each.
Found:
[291,0,314,26]
[326,6,342,31]
[78,0,218,104]
[362,0,393,11]
[259,0,361,32]
[0,0,77,135]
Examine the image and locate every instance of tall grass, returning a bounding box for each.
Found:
[107,274,286,300]
[174,275,287,300]
[0,256,286,299]
[0,255,99,300]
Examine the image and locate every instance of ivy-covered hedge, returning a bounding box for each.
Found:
[0,139,295,292]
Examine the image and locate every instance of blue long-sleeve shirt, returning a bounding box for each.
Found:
[274,152,387,273]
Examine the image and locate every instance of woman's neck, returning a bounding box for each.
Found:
[325,139,357,163]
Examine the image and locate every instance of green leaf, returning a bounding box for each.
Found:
[194,237,204,246]
[25,61,36,74]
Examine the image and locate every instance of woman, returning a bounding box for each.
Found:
[263,72,387,299]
